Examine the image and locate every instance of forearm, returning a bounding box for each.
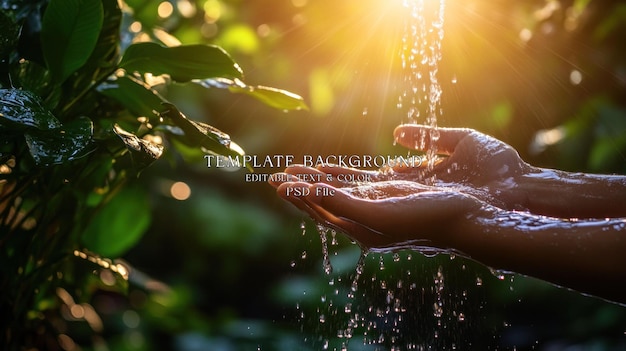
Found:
[451,206,626,305]
[503,168,626,218]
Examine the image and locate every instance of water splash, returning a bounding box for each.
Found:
[317,224,334,275]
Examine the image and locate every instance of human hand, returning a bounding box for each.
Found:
[269,166,483,250]
[269,125,533,249]
[391,125,534,207]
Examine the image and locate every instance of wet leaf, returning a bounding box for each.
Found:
[0,89,61,130]
[98,75,165,119]
[159,103,250,170]
[160,103,231,147]
[196,78,308,111]
[24,116,94,166]
[81,185,151,258]
[41,0,104,83]
[113,124,164,171]
[119,42,243,82]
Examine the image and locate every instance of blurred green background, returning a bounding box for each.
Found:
[63,0,626,350]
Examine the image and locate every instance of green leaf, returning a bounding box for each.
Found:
[160,102,230,148]
[41,0,104,83]
[197,78,308,111]
[24,116,94,166]
[113,124,164,172]
[97,75,165,119]
[68,0,121,94]
[87,0,121,66]
[81,185,151,258]
[0,10,20,59]
[119,42,243,82]
[159,103,250,170]
[231,85,308,111]
[0,89,61,130]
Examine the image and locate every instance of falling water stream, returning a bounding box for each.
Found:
[304,0,465,349]
[397,0,445,172]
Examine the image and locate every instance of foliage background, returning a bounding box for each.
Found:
[3,0,626,350]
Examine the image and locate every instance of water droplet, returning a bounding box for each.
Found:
[451,75,457,84]
[300,220,306,235]
[458,312,465,322]
[476,277,483,286]
[301,251,307,259]
[317,224,333,275]
[362,107,368,116]
[489,267,506,280]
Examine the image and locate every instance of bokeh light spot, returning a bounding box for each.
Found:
[177,0,196,18]
[170,181,191,201]
[570,69,582,85]
[122,310,141,328]
[220,25,260,54]
[201,22,218,38]
[204,0,222,22]
[129,21,142,33]
[257,23,271,38]
[519,28,532,42]
[158,1,174,18]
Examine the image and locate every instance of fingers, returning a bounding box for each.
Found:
[274,182,323,221]
[271,175,479,249]
[394,124,472,155]
[306,183,470,248]
[307,184,443,230]
[272,180,383,246]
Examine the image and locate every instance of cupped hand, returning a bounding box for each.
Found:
[389,125,535,210]
[269,125,533,249]
[269,168,483,250]
[393,124,532,182]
